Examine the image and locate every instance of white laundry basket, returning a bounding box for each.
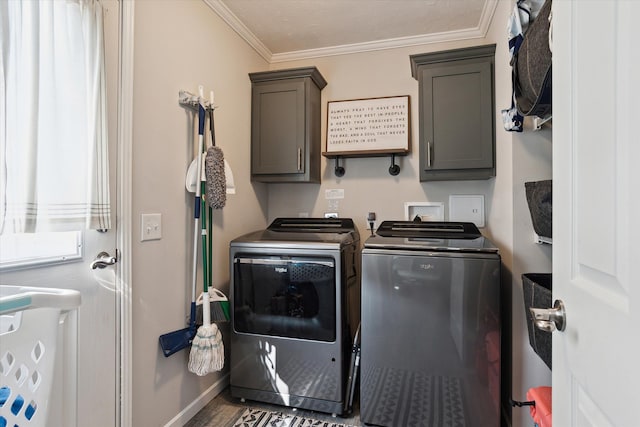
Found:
[0,285,81,427]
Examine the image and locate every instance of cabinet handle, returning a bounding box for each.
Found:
[297,147,302,171]
[427,141,432,168]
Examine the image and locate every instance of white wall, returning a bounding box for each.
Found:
[130,1,269,425]
[511,121,553,427]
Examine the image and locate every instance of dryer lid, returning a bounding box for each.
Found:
[267,217,356,234]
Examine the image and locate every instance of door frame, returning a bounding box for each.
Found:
[117,2,135,426]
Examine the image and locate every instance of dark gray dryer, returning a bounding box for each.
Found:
[229,218,360,416]
[361,221,501,426]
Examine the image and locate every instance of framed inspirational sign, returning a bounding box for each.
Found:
[325,95,410,156]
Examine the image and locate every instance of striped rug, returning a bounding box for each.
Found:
[232,408,357,427]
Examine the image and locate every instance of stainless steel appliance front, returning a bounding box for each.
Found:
[229,219,359,416]
[360,221,501,426]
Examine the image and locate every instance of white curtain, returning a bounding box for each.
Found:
[0,0,111,234]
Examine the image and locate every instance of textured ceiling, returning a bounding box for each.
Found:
[208,0,497,62]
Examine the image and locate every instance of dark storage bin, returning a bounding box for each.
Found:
[525,180,552,239]
[522,273,552,370]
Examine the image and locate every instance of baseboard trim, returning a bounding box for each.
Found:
[163,373,230,427]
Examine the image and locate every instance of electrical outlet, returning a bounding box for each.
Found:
[141,213,162,241]
[324,212,338,218]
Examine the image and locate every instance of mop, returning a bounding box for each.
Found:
[188,92,227,375]
[188,184,224,375]
[187,91,230,326]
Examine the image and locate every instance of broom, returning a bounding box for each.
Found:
[203,91,230,322]
[188,184,224,375]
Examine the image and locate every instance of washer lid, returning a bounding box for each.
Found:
[375,221,481,239]
[367,220,498,253]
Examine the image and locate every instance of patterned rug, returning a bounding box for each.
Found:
[232,408,357,427]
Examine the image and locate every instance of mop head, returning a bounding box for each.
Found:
[205,146,226,209]
[188,323,225,376]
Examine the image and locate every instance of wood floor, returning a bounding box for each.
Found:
[185,386,362,427]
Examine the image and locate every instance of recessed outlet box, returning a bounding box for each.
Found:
[404,202,444,222]
[449,195,485,227]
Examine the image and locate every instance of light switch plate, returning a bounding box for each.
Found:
[141,213,162,241]
[449,195,485,227]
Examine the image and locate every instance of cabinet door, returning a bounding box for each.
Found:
[420,60,494,179]
[251,80,305,175]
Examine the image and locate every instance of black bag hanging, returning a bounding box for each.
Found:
[514,0,552,117]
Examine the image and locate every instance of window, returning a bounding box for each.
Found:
[0,232,83,270]
[1,0,111,235]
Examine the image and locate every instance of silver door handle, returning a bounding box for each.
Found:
[427,141,432,168]
[530,299,566,332]
[297,147,302,171]
[91,251,117,269]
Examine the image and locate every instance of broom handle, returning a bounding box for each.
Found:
[192,96,205,305]
[208,205,213,292]
[201,185,208,293]
[201,183,211,328]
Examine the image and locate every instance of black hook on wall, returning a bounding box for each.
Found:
[389,154,400,176]
[334,157,345,177]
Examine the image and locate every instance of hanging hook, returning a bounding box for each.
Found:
[334,157,345,177]
[389,154,400,176]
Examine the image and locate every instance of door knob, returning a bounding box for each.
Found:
[91,251,117,269]
[530,299,566,332]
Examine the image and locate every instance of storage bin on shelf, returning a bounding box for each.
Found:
[525,180,552,242]
[0,285,81,427]
[521,273,552,370]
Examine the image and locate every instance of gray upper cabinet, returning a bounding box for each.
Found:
[411,45,496,181]
[249,67,327,183]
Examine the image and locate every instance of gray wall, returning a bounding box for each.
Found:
[127,1,551,426]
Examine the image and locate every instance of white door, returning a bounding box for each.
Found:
[553,1,640,426]
[0,2,121,426]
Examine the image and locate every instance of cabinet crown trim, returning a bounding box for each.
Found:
[410,44,496,80]
[249,66,327,89]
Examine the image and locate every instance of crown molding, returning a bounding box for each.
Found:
[203,0,272,62]
[205,0,498,64]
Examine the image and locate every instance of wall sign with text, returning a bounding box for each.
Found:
[324,95,410,156]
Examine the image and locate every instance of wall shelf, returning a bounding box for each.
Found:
[534,233,552,245]
[322,150,408,177]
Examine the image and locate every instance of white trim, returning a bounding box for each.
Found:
[204,0,498,63]
[203,0,271,62]
[271,28,488,63]
[163,374,230,427]
[117,1,135,426]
